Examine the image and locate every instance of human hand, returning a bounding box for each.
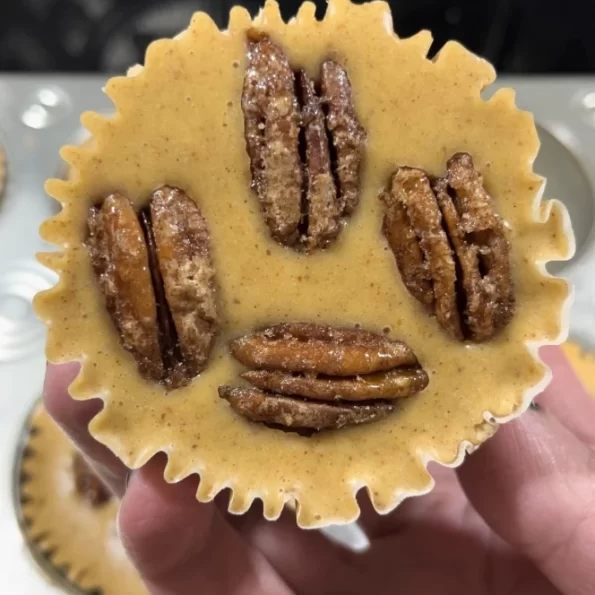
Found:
[43,347,595,595]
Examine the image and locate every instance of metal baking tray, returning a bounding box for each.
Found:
[0,75,593,592]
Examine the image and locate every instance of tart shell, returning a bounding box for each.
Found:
[35,0,573,527]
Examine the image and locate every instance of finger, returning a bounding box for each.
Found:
[458,395,595,595]
[358,464,468,540]
[119,456,293,595]
[239,507,361,595]
[539,346,595,445]
[43,362,129,496]
[361,346,595,541]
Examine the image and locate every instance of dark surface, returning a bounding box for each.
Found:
[1,0,594,74]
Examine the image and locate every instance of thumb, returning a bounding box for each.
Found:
[457,349,595,595]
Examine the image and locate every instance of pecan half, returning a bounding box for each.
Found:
[381,153,514,342]
[381,168,462,340]
[242,36,366,252]
[150,187,218,379]
[219,386,396,431]
[299,70,341,250]
[86,186,217,388]
[320,61,366,215]
[73,453,111,507]
[242,36,302,246]
[230,323,419,376]
[220,324,428,431]
[241,368,429,401]
[87,193,164,381]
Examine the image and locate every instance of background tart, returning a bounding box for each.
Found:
[18,402,146,595]
[562,341,595,398]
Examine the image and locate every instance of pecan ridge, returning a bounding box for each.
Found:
[86,186,217,389]
[242,36,366,252]
[220,323,428,432]
[381,153,514,342]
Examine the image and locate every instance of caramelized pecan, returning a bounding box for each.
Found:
[150,187,218,379]
[242,36,302,246]
[73,453,111,507]
[320,61,367,215]
[87,193,164,381]
[230,323,419,376]
[299,70,341,250]
[439,153,514,337]
[86,187,217,388]
[241,368,429,401]
[242,37,366,252]
[219,386,395,431]
[381,189,434,311]
[381,153,514,341]
[221,324,427,431]
[381,168,463,340]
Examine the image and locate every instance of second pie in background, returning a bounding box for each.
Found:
[17,402,146,595]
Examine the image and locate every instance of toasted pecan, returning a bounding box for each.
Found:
[383,168,463,340]
[241,38,365,251]
[381,186,434,311]
[219,386,395,431]
[230,323,419,376]
[381,154,514,342]
[223,324,427,431]
[150,186,218,379]
[242,37,303,245]
[445,153,514,333]
[299,70,341,250]
[87,187,217,388]
[320,61,367,215]
[242,367,429,401]
[87,194,164,381]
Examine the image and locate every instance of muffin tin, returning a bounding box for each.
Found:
[0,74,593,592]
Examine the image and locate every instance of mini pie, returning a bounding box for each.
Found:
[18,403,146,595]
[35,0,573,527]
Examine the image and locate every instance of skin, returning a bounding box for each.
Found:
[43,346,595,595]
